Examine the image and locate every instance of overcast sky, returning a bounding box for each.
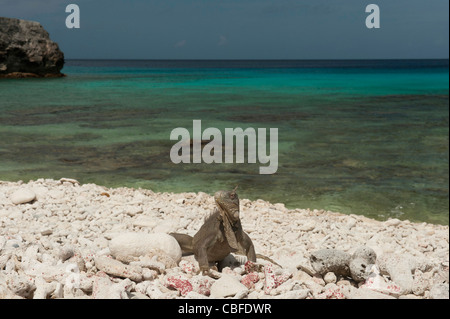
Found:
[2,0,449,59]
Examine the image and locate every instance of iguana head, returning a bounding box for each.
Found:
[214,186,240,222]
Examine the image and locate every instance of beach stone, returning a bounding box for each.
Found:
[185,291,210,299]
[210,274,248,298]
[293,269,313,282]
[146,281,175,299]
[349,257,372,282]
[191,275,214,296]
[40,228,53,236]
[323,272,337,284]
[352,246,377,264]
[126,206,143,216]
[412,270,432,296]
[165,274,193,297]
[273,246,310,270]
[348,287,396,299]
[429,283,449,299]
[59,178,80,185]
[433,263,449,284]
[10,189,36,205]
[94,256,143,282]
[91,273,113,299]
[130,256,166,275]
[384,218,402,227]
[241,272,260,289]
[58,246,75,262]
[273,289,310,299]
[109,232,182,263]
[299,221,315,232]
[179,260,198,274]
[33,277,57,299]
[377,254,414,294]
[310,249,351,276]
[360,264,402,297]
[132,216,157,228]
[91,272,133,299]
[303,279,324,296]
[6,273,35,298]
[0,284,15,299]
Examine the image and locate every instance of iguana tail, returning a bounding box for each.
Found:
[170,233,194,255]
[256,253,282,268]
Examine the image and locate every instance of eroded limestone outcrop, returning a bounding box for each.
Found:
[0,17,64,78]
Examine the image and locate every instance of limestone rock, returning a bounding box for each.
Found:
[94,256,143,282]
[10,189,36,205]
[429,283,449,299]
[352,246,377,264]
[310,249,351,276]
[109,232,182,263]
[377,254,415,294]
[323,272,337,284]
[210,275,248,298]
[348,287,396,299]
[0,17,64,78]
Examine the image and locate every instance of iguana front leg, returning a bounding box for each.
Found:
[238,230,256,263]
[193,234,217,275]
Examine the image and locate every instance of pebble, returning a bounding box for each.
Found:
[10,188,36,205]
[429,283,449,299]
[210,274,248,298]
[310,249,351,276]
[348,287,396,299]
[377,254,415,294]
[95,256,143,282]
[324,272,337,284]
[109,232,181,263]
[0,179,447,299]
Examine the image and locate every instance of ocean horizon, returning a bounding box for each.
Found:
[0,59,448,224]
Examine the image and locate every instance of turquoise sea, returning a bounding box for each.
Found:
[0,60,448,224]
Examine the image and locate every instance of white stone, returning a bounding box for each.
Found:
[377,254,414,294]
[429,283,449,299]
[94,256,143,282]
[348,287,397,299]
[324,272,337,284]
[59,178,80,185]
[132,216,157,228]
[10,189,36,205]
[210,274,248,298]
[109,232,182,263]
[385,218,402,227]
[299,221,315,232]
[273,289,309,299]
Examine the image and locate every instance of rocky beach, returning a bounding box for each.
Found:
[0,178,448,299]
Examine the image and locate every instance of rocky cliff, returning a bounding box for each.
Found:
[0,17,64,78]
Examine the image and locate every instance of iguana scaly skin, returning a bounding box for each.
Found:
[170,187,258,275]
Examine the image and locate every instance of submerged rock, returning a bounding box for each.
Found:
[0,17,64,78]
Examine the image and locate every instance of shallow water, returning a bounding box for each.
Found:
[0,60,448,224]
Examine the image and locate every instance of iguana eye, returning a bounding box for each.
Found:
[230,193,235,199]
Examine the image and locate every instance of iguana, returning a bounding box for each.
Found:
[170,186,280,275]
